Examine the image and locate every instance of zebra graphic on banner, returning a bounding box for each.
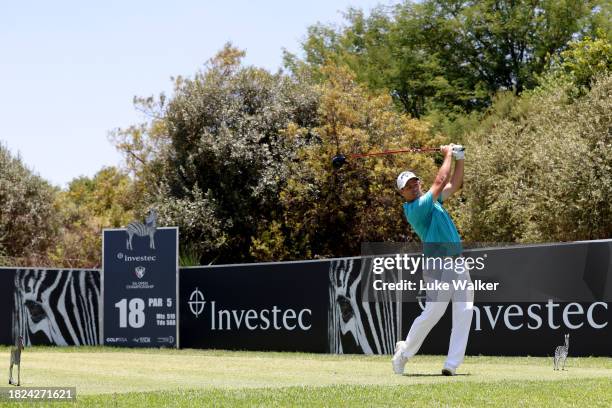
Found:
[126,209,157,250]
[12,269,101,346]
[328,258,401,354]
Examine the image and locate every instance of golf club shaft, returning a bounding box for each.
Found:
[349,147,440,159]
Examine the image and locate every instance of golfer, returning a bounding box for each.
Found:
[392,144,473,376]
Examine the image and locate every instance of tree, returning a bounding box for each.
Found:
[112,44,319,264]
[456,70,612,242]
[49,167,136,268]
[557,31,612,92]
[288,6,449,118]
[0,144,59,265]
[422,0,605,94]
[255,64,441,260]
[291,1,609,118]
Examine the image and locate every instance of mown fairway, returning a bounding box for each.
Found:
[0,347,610,407]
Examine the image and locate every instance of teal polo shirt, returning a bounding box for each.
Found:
[403,191,462,256]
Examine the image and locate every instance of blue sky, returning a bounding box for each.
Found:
[0,0,389,187]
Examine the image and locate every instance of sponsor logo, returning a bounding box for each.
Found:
[134,266,146,279]
[117,252,158,262]
[419,299,608,331]
[473,301,608,331]
[187,288,312,331]
[189,288,206,318]
[157,336,175,344]
[132,337,151,344]
[105,337,128,343]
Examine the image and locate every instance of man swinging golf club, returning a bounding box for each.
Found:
[392,144,474,376]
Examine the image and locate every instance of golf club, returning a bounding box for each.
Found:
[332,146,464,169]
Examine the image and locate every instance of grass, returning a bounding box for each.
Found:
[0,347,610,407]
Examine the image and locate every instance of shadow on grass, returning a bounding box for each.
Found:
[402,373,472,377]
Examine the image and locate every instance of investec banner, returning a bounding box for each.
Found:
[180,262,329,352]
[103,227,178,348]
[179,240,611,356]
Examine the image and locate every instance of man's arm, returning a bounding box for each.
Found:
[441,157,464,202]
[429,145,453,202]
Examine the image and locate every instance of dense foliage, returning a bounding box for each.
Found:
[112,45,320,264]
[458,73,611,242]
[49,167,136,267]
[253,65,440,260]
[0,145,59,265]
[289,0,609,119]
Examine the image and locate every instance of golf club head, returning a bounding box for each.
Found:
[332,154,346,169]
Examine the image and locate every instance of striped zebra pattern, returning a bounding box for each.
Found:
[12,269,101,346]
[126,209,157,250]
[553,333,570,370]
[328,258,401,354]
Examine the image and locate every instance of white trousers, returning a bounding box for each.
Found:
[402,262,474,369]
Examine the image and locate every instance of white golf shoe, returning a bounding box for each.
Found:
[391,341,408,375]
[441,366,456,376]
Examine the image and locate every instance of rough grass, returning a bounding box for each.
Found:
[0,347,610,407]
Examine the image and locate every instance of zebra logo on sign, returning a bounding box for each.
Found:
[189,288,206,318]
[126,209,157,250]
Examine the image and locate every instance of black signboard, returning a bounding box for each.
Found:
[0,269,15,345]
[180,262,329,352]
[178,240,611,356]
[103,227,178,348]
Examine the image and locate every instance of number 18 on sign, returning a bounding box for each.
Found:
[103,224,178,348]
